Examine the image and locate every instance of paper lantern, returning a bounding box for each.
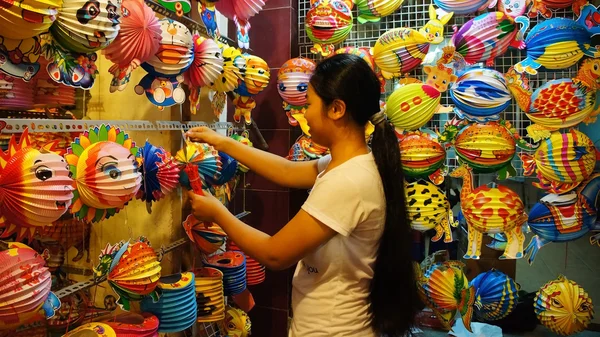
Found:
[287,134,329,161]
[44,41,98,89]
[63,323,116,337]
[398,130,446,184]
[207,44,244,92]
[194,267,226,322]
[50,0,121,53]
[514,18,597,75]
[225,306,251,337]
[0,242,53,329]
[103,0,160,68]
[355,0,404,23]
[198,0,219,38]
[94,238,161,310]
[65,124,141,223]
[524,174,600,264]
[232,53,269,124]
[205,251,247,296]
[157,0,191,16]
[141,18,193,77]
[450,164,528,259]
[34,59,77,106]
[470,270,519,321]
[449,67,512,122]
[277,57,315,126]
[433,0,495,14]
[535,276,593,336]
[415,261,475,332]
[215,0,265,21]
[141,272,198,333]
[0,74,35,109]
[137,141,180,205]
[0,128,73,240]
[175,142,222,190]
[0,35,42,81]
[405,180,457,242]
[186,35,223,88]
[0,0,61,40]
[454,121,517,179]
[226,240,265,286]
[529,0,587,18]
[104,313,160,336]
[519,129,597,194]
[372,5,452,78]
[441,11,528,67]
[305,0,353,56]
[134,73,186,108]
[183,214,227,254]
[386,64,456,131]
[46,290,88,331]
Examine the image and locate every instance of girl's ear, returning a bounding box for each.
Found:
[327,99,347,121]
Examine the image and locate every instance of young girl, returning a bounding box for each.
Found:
[186,53,419,336]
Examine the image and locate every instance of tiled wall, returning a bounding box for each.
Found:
[229,1,300,336]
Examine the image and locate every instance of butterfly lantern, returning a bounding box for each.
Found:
[93,237,162,310]
[438,0,529,67]
[0,35,43,81]
[305,0,354,56]
[65,125,141,223]
[535,276,594,336]
[372,4,453,79]
[135,19,194,109]
[216,0,267,49]
[0,128,74,241]
[104,0,162,92]
[277,57,316,126]
[469,269,520,322]
[233,54,270,125]
[136,141,180,212]
[0,0,61,40]
[433,0,497,15]
[354,0,404,24]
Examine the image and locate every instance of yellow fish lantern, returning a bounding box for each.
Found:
[372,4,453,79]
[0,0,61,39]
[225,306,251,337]
[0,128,74,241]
[414,260,475,332]
[386,64,456,131]
[519,129,598,194]
[208,44,245,93]
[65,125,141,223]
[355,0,404,24]
[405,180,457,242]
[305,0,354,56]
[534,276,594,336]
[233,53,270,125]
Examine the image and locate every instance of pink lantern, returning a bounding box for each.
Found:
[277,57,316,126]
[215,0,266,49]
[186,35,224,88]
[0,74,34,109]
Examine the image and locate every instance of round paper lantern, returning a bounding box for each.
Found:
[141,18,193,77]
[0,242,52,329]
[215,0,265,21]
[519,129,597,194]
[225,306,251,337]
[305,0,353,56]
[405,180,456,242]
[535,276,593,336]
[104,313,159,336]
[187,35,224,88]
[0,74,35,109]
[103,0,161,68]
[470,270,519,321]
[207,44,244,92]
[0,35,42,81]
[433,0,494,15]
[0,128,74,241]
[355,0,403,23]
[0,0,61,40]
[205,251,247,296]
[277,57,315,126]
[137,141,180,205]
[398,130,446,184]
[450,67,512,122]
[233,53,270,124]
[183,214,227,254]
[415,261,475,332]
[194,267,226,322]
[175,142,222,190]
[65,124,141,223]
[50,0,121,53]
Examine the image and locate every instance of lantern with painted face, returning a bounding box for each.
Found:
[65,124,141,223]
[0,35,42,81]
[305,0,353,56]
[50,0,121,53]
[207,44,244,93]
[225,306,251,337]
[277,57,315,126]
[0,128,74,241]
[233,53,270,124]
[141,18,193,77]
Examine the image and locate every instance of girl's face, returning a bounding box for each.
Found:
[304,84,329,146]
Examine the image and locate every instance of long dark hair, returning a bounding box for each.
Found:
[310,53,419,336]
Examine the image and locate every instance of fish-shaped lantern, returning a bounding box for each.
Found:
[355,0,404,23]
[470,269,520,321]
[519,129,598,194]
[450,164,528,259]
[506,59,600,141]
[397,130,446,184]
[535,276,594,336]
[433,0,496,15]
[525,174,600,264]
[305,0,354,56]
[0,128,73,240]
[65,125,141,223]
[405,180,457,242]
[372,4,453,78]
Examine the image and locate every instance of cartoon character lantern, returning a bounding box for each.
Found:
[207,44,244,93]
[534,276,594,336]
[305,0,354,56]
[50,0,121,53]
[65,125,141,223]
[354,0,404,23]
[372,5,453,78]
[225,306,251,337]
[0,36,43,81]
[0,129,73,240]
[141,18,193,77]
[0,0,61,39]
[232,53,270,124]
[277,57,316,126]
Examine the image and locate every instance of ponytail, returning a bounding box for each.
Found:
[368,119,420,336]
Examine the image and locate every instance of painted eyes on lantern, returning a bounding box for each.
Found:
[512,2,519,8]
[77,0,101,24]
[278,83,286,91]
[106,1,119,25]
[579,303,591,312]
[102,163,122,180]
[594,64,599,71]
[34,165,53,181]
[551,298,563,308]
[297,83,308,92]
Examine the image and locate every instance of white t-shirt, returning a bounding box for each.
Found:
[289,153,386,337]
